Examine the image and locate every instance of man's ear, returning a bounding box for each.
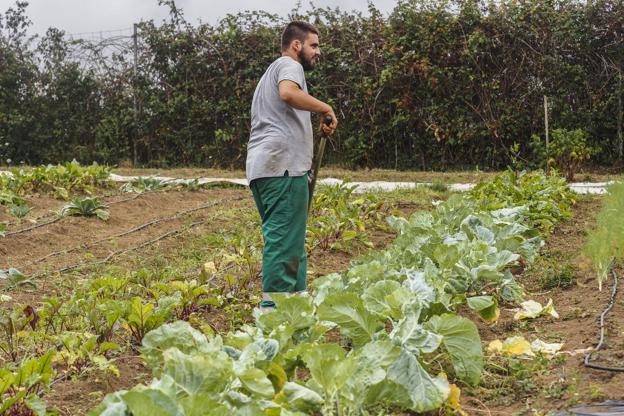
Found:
[292,39,301,52]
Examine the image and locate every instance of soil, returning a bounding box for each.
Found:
[465,197,624,415]
[45,358,149,415]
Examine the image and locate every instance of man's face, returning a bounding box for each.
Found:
[297,33,321,71]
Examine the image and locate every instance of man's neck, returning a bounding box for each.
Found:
[282,49,301,64]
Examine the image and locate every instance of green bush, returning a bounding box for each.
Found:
[531,129,598,181]
[0,1,622,169]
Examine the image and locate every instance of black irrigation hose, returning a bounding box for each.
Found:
[583,269,624,372]
[20,195,245,269]
[32,217,214,278]
[2,185,199,237]
[3,216,64,236]
[2,187,126,228]
[3,195,127,236]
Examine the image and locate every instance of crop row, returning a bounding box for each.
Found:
[89,171,576,415]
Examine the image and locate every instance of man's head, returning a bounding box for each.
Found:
[281,21,320,71]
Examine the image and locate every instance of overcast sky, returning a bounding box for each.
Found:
[1,0,399,37]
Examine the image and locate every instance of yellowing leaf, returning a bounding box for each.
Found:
[488,336,535,357]
[514,298,559,320]
[542,299,559,319]
[502,336,535,357]
[514,300,542,319]
[531,339,563,356]
[266,362,287,391]
[447,383,468,415]
[487,339,503,354]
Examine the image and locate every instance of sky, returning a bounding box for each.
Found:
[1,0,399,38]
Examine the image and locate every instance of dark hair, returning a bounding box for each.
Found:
[281,21,318,51]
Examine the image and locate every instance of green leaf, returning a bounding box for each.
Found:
[467,295,500,323]
[317,292,382,347]
[362,279,411,320]
[15,349,55,389]
[488,250,520,269]
[179,396,231,416]
[141,321,215,371]
[161,348,233,396]
[425,314,483,385]
[346,260,388,287]
[239,368,275,398]
[382,349,450,412]
[233,338,280,378]
[301,343,357,397]
[256,293,316,333]
[0,268,36,290]
[342,340,401,404]
[122,388,182,416]
[96,209,111,221]
[25,395,47,416]
[0,368,14,395]
[87,391,128,416]
[0,391,25,414]
[276,382,324,413]
[401,269,436,306]
[311,273,345,306]
[390,316,443,355]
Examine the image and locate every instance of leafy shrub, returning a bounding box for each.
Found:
[531,129,598,181]
[9,203,31,219]
[469,170,576,232]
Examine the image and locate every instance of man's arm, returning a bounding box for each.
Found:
[279,80,337,134]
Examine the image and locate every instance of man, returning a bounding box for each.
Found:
[246,21,337,310]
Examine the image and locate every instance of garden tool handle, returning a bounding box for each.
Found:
[323,114,333,128]
[308,115,334,212]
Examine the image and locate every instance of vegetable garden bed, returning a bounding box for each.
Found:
[1,165,622,415]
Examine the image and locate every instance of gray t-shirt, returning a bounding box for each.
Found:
[246,56,313,182]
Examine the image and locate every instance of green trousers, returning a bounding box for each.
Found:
[250,174,309,303]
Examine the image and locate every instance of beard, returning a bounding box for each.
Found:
[299,49,316,71]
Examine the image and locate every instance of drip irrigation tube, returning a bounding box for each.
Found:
[4,185,212,238]
[583,269,624,372]
[19,195,245,269]
[32,216,216,278]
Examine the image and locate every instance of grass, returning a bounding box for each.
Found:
[527,253,577,290]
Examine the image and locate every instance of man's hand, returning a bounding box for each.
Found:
[320,111,337,136]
